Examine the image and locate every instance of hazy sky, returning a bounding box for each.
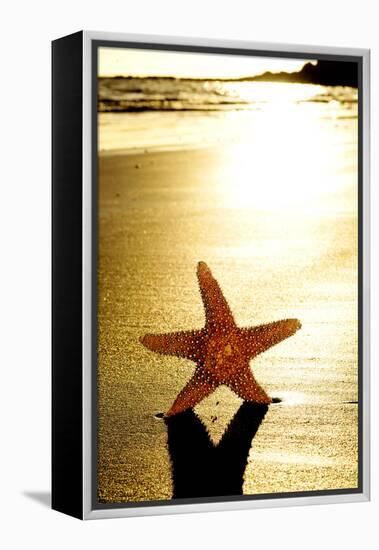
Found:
[99,47,309,78]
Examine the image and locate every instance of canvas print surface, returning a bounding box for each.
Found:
[96,46,359,505]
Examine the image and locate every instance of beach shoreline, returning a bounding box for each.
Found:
[97,143,358,503]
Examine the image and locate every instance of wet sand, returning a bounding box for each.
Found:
[97,145,358,503]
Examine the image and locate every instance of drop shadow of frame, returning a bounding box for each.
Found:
[165,401,268,499]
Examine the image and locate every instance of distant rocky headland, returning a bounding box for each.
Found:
[244,60,358,88]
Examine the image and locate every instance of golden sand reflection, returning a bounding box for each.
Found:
[253,451,339,466]
[217,109,357,212]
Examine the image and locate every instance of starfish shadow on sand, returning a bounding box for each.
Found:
[165,401,268,499]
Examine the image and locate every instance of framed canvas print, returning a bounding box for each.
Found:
[52,31,370,519]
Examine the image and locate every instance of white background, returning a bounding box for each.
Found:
[1,1,377,548]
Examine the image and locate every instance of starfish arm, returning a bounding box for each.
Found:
[140,330,204,360]
[197,261,235,329]
[239,318,301,359]
[227,364,272,404]
[165,369,217,417]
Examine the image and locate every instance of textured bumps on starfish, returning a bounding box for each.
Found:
[140,261,301,417]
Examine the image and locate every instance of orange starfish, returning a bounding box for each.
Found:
[140,262,301,417]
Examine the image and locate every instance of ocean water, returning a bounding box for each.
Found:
[99,76,357,113]
[97,79,359,503]
[98,78,357,152]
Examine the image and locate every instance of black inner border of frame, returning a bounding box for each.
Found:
[91,39,364,511]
